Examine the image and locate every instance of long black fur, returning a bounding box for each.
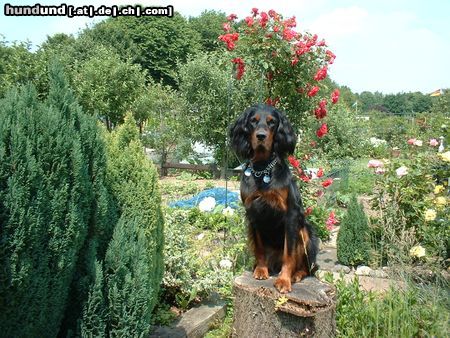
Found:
[230,104,318,277]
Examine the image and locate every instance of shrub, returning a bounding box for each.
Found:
[80,113,164,337]
[0,64,114,337]
[337,195,370,266]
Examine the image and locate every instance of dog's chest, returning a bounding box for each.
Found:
[241,183,289,213]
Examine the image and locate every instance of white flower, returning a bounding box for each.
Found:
[222,206,235,217]
[396,166,408,177]
[198,197,216,212]
[409,245,425,258]
[219,259,233,269]
[369,137,387,147]
[367,159,383,168]
[196,233,205,240]
[413,139,423,146]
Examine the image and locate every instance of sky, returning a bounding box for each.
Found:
[1,0,450,94]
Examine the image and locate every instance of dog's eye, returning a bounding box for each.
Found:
[268,119,276,126]
[250,117,258,124]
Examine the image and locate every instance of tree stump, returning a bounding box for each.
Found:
[232,272,336,337]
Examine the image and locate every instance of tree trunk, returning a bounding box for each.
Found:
[233,272,336,337]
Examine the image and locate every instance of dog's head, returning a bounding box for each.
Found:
[229,104,296,161]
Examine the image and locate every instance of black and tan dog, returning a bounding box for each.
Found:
[229,104,318,293]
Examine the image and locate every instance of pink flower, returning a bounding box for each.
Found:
[317,39,326,46]
[282,16,297,28]
[429,138,439,147]
[307,86,320,97]
[251,8,258,16]
[331,89,340,104]
[316,123,328,138]
[227,13,237,21]
[322,178,333,188]
[260,12,269,28]
[282,28,297,41]
[367,160,383,168]
[326,211,339,230]
[245,16,254,27]
[326,50,336,64]
[314,66,327,81]
[222,22,231,32]
[396,166,408,178]
[305,206,313,216]
[268,9,277,18]
[306,34,318,48]
[407,138,416,145]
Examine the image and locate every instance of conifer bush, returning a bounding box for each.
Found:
[80,113,164,337]
[337,195,371,266]
[0,64,114,337]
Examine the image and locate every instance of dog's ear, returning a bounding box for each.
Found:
[229,107,253,159]
[274,109,297,157]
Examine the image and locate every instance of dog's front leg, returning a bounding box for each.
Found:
[274,232,295,293]
[252,230,269,280]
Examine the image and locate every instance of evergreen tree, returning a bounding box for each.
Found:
[337,195,371,266]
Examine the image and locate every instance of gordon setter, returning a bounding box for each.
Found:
[229,104,318,293]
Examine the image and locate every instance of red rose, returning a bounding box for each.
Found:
[307,86,320,97]
[222,22,231,32]
[305,206,313,216]
[268,9,277,18]
[326,50,336,64]
[317,39,326,46]
[300,174,311,182]
[245,16,254,27]
[231,58,245,80]
[282,16,296,28]
[288,155,300,168]
[227,13,237,21]
[260,12,269,27]
[331,89,340,104]
[219,33,239,51]
[317,168,324,178]
[322,178,333,188]
[291,57,299,66]
[282,28,297,41]
[316,123,328,138]
[314,66,327,81]
[251,8,258,16]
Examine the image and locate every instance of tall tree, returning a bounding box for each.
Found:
[188,10,227,52]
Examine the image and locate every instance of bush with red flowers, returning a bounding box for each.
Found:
[219,8,340,138]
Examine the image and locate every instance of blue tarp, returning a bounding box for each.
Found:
[169,187,240,209]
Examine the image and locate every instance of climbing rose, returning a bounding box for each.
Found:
[331,89,340,104]
[316,123,328,138]
[317,168,324,178]
[268,9,278,18]
[282,28,297,41]
[251,7,258,16]
[314,66,327,81]
[245,16,254,27]
[232,57,245,80]
[305,206,313,216]
[288,155,300,168]
[227,13,237,21]
[260,12,269,27]
[326,50,336,64]
[322,178,333,188]
[326,211,339,230]
[219,33,239,51]
[222,22,231,32]
[307,86,320,97]
[314,100,327,119]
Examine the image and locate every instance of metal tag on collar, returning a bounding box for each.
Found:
[244,167,252,177]
[263,174,271,183]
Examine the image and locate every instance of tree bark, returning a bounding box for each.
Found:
[232,271,336,337]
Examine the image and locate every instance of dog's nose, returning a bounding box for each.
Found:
[256,132,267,141]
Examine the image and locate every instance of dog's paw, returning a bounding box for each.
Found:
[253,266,269,280]
[292,270,308,283]
[274,277,292,293]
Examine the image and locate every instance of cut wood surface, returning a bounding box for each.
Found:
[233,271,336,337]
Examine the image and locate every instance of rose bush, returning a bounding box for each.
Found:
[219,8,339,137]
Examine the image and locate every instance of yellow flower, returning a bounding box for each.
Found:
[439,151,450,162]
[434,196,447,208]
[424,209,437,222]
[434,185,444,194]
[410,245,426,258]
